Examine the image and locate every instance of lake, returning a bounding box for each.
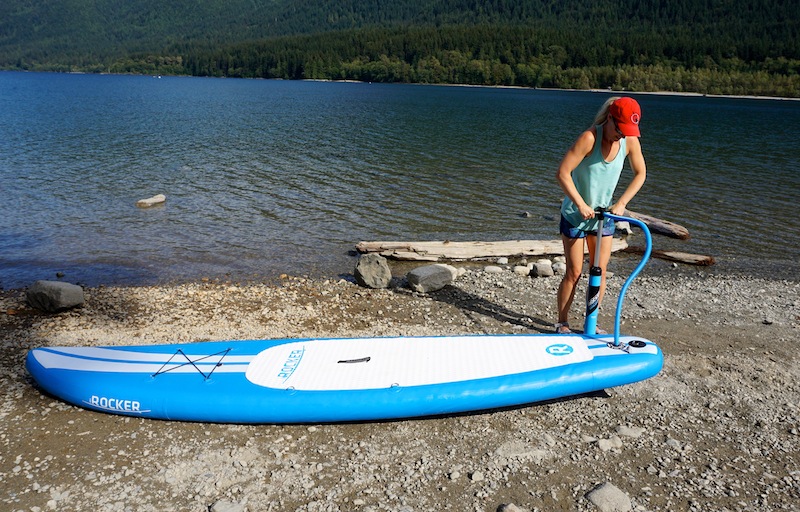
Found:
[1,71,799,289]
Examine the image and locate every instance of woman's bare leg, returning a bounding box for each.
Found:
[557,235,587,327]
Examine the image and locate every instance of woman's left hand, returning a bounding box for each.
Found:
[609,202,627,216]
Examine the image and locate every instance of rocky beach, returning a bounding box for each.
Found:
[1,259,799,512]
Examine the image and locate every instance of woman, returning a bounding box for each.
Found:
[554,96,647,334]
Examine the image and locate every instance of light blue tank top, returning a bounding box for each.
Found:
[560,125,627,232]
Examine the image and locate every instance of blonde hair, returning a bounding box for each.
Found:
[592,96,621,126]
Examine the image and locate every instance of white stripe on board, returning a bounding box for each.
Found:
[42,346,255,364]
[32,349,247,374]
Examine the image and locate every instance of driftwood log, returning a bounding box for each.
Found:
[623,209,690,240]
[356,212,712,265]
[623,246,716,266]
[355,238,629,262]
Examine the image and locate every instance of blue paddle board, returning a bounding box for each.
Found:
[26,333,662,423]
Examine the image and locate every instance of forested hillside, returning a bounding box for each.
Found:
[1,0,798,96]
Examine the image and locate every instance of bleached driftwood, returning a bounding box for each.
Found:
[355,238,629,262]
[357,211,696,262]
[623,246,715,266]
[623,209,690,240]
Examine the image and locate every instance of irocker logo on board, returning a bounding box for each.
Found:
[85,395,150,414]
[545,344,574,356]
[277,347,306,382]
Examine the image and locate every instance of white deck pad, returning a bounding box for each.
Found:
[245,335,593,390]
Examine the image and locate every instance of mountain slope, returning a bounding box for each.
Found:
[2,0,797,66]
[1,0,798,96]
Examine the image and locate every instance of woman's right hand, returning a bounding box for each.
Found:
[578,203,595,220]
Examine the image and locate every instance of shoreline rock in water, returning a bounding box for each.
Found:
[25,280,85,313]
[1,266,798,511]
[135,193,166,208]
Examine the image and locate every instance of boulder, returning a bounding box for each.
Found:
[585,482,633,512]
[512,265,530,276]
[406,264,457,293]
[551,255,567,275]
[531,261,555,277]
[354,253,392,289]
[27,280,85,312]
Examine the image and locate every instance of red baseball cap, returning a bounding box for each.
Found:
[609,97,641,137]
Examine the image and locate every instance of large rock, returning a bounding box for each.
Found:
[552,255,567,275]
[531,259,555,277]
[354,253,392,289]
[26,280,85,312]
[585,482,633,512]
[406,264,457,293]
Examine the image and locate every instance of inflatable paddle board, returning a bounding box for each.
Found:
[26,333,662,423]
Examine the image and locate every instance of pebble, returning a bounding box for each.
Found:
[470,471,484,482]
[498,504,525,512]
[210,501,245,512]
[597,435,624,452]
[616,425,645,438]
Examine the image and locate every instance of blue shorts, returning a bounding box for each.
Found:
[560,215,615,239]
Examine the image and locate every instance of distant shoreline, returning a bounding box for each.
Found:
[443,83,800,102]
[4,70,797,102]
[306,77,800,102]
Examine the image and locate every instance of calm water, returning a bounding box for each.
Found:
[1,72,799,289]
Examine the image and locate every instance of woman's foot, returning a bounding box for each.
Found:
[554,322,572,334]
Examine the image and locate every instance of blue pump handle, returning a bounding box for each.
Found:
[601,212,653,346]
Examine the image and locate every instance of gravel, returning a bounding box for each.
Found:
[1,263,799,511]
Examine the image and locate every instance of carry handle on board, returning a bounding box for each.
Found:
[583,209,653,347]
